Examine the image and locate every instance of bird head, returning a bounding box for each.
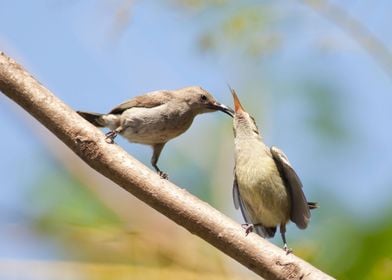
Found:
[179,86,234,117]
[230,87,260,138]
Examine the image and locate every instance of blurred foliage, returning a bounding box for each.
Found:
[0,259,243,280]
[29,171,121,230]
[24,167,392,279]
[300,80,349,143]
[185,1,281,59]
[315,207,392,279]
[197,4,281,57]
[24,168,247,279]
[172,0,228,10]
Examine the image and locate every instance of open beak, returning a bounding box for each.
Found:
[208,101,234,117]
[229,87,245,113]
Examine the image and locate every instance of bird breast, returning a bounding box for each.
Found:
[119,103,195,145]
[235,138,291,226]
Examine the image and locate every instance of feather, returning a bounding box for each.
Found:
[109,91,173,114]
[270,146,311,229]
[233,172,276,238]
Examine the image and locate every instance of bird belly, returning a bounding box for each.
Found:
[236,152,290,227]
[119,106,194,145]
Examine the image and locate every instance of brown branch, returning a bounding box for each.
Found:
[0,52,334,280]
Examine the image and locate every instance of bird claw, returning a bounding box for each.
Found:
[158,171,169,180]
[105,131,117,143]
[241,223,254,236]
[283,244,292,255]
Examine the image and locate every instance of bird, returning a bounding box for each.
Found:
[230,88,317,252]
[77,86,234,178]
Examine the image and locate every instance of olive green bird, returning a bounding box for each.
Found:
[230,88,317,252]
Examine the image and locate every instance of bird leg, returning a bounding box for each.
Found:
[105,126,123,143]
[157,170,168,179]
[151,143,168,179]
[241,223,262,236]
[280,223,292,254]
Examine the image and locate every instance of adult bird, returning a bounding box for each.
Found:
[77,86,234,178]
[230,88,317,252]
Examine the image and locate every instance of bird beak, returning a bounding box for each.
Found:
[229,87,245,113]
[208,102,234,117]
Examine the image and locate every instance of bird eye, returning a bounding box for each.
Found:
[200,95,208,102]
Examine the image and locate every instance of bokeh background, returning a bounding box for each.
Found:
[1,1,392,279]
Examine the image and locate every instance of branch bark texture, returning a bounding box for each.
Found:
[0,52,334,280]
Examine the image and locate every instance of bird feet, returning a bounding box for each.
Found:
[241,223,254,236]
[158,171,169,180]
[105,130,117,143]
[283,244,292,255]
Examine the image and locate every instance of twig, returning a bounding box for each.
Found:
[0,52,334,280]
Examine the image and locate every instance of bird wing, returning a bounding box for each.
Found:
[232,174,241,210]
[233,173,276,237]
[109,91,172,114]
[270,146,311,229]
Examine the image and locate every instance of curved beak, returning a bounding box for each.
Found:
[207,101,234,117]
[229,87,245,113]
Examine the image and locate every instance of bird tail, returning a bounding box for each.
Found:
[254,225,276,238]
[77,111,105,127]
[308,202,318,210]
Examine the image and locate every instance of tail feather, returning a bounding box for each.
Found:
[308,202,318,210]
[77,111,105,127]
[254,225,276,238]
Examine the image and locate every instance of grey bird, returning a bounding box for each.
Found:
[77,86,234,178]
[230,88,317,252]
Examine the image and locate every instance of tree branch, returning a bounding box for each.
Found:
[0,52,334,280]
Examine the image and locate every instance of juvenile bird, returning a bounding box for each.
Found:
[77,86,233,178]
[230,88,317,252]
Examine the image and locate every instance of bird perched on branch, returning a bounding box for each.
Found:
[77,86,234,178]
[230,88,317,252]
